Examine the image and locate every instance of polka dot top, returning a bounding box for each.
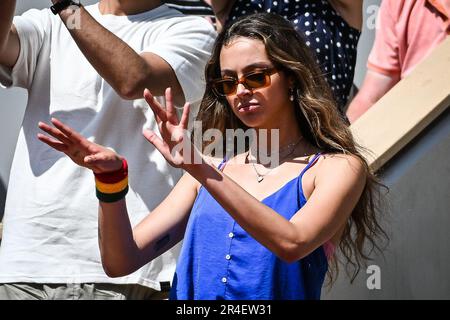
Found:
[227,0,361,114]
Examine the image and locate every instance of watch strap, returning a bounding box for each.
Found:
[50,0,81,15]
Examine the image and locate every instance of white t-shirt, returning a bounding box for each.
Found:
[0,4,216,289]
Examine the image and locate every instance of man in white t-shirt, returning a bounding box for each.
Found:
[0,0,215,299]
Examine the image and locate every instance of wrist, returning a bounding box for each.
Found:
[50,0,81,18]
[180,147,206,172]
[95,159,129,203]
[183,158,217,185]
[60,6,81,20]
[183,162,204,176]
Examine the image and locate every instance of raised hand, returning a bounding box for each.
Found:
[143,87,194,168]
[38,118,123,174]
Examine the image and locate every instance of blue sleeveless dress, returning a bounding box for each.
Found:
[170,153,328,300]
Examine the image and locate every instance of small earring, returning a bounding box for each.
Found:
[289,88,295,102]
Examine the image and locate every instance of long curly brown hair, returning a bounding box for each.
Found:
[194,12,388,284]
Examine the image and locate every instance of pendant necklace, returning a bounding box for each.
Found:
[248,136,304,183]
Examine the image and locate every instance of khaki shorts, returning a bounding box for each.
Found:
[0,283,169,300]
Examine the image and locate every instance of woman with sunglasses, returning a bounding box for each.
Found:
[37,13,386,300]
[207,0,363,115]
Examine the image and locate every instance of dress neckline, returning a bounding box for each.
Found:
[202,153,322,203]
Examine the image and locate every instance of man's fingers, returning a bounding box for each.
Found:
[144,89,167,123]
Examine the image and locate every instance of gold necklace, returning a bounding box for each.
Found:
[248,136,304,183]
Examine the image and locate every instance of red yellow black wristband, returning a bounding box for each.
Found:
[94,159,129,203]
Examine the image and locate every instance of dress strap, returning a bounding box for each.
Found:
[298,153,323,207]
[299,153,322,178]
[217,157,228,172]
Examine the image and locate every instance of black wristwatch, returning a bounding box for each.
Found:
[50,0,81,15]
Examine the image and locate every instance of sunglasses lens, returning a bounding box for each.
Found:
[221,80,238,95]
[213,79,237,96]
[245,72,269,89]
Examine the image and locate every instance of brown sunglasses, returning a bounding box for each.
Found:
[211,68,278,97]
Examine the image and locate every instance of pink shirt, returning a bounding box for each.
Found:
[368,0,449,78]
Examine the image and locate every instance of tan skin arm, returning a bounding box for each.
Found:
[144,88,367,263]
[98,173,198,277]
[184,154,365,262]
[53,3,184,103]
[1,0,183,102]
[0,0,20,68]
[346,69,400,123]
[37,117,198,277]
[38,87,366,274]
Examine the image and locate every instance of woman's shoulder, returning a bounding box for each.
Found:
[304,153,367,201]
[315,153,366,180]
[319,152,365,167]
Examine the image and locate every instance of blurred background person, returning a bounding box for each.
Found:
[0,0,215,299]
[346,0,450,123]
[207,0,364,115]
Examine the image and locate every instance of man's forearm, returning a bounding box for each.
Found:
[57,5,154,100]
[0,0,16,53]
[346,94,374,123]
[346,70,399,123]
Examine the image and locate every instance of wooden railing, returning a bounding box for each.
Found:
[350,37,450,172]
[1,39,449,241]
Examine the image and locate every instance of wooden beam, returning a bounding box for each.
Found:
[350,37,450,172]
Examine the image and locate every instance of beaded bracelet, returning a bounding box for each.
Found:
[94,159,129,203]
